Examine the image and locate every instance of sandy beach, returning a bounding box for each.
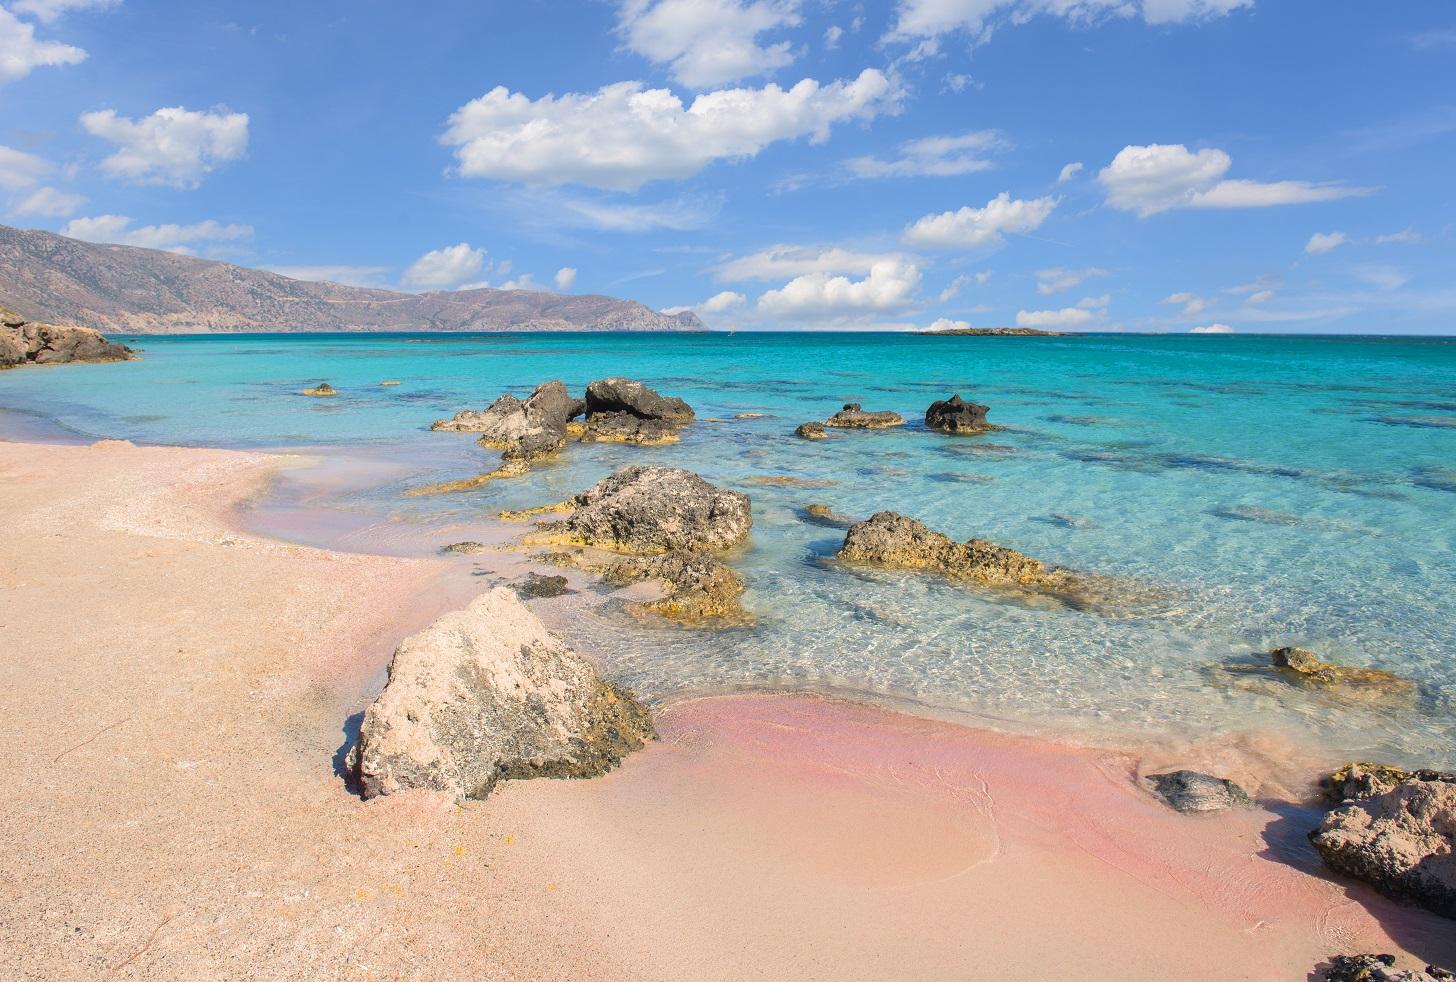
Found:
[2,439,1453,981]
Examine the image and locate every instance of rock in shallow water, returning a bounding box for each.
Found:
[1325,762,1456,804]
[1324,954,1454,981]
[1271,646,1415,699]
[924,394,997,434]
[585,377,694,422]
[0,306,134,369]
[533,466,752,553]
[794,422,827,440]
[601,550,750,624]
[432,380,583,461]
[824,402,905,429]
[837,511,1071,593]
[514,572,572,598]
[348,588,654,800]
[1146,770,1252,813]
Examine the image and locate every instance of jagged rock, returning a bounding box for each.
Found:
[301,382,338,397]
[0,305,134,369]
[795,422,827,440]
[601,550,749,624]
[1310,778,1456,919]
[1325,763,1456,804]
[798,503,856,528]
[532,466,751,553]
[1146,770,1252,813]
[1324,954,1454,981]
[824,403,905,429]
[1270,646,1415,699]
[515,572,571,598]
[584,377,694,422]
[440,541,489,555]
[581,412,681,445]
[347,588,654,800]
[432,380,584,461]
[925,394,997,434]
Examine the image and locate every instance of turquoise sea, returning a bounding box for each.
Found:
[3,331,1454,768]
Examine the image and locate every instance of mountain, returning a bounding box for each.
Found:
[0,224,703,335]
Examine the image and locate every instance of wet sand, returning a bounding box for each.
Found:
[1,439,1451,980]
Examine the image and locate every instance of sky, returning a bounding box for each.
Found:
[1,0,1454,334]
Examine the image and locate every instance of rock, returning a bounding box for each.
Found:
[1310,778,1456,919]
[824,403,905,429]
[406,458,531,496]
[925,394,997,434]
[601,550,749,624]
[348,588,654,800]
[795,422,827,440]
[1324,955,1454,981]
[1146,770,1253,813]
[581,412,681,445]
[381,381,401,386]
[515,572,571,598]
[533,466,751,553]
[432,380,584,461]
[584,377,694,423]
[733,412,766,419]
[1325,763,1456,804]
[440,541,489,555]
[798,503,856,528]
[837,511,1076,594]
[0,306,134,369]
[1270,646,1415,699]
[743,475,837,488]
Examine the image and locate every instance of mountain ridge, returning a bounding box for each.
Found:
[0,224,703,335]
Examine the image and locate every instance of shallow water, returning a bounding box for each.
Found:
[3,331,1453,768]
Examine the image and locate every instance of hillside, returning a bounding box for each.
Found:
[0,225,702,335]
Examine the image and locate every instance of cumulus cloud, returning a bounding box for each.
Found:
[554,266,578,290]
[61,214,254,253]
[401,243,488,291]
[843,130,1005,179]
[442,69,899,192]
[1015,306,1095,329]
[927,318,972,331]
[1099,144,1368,216]
[757,258,921,318]
[1058,161,1084,183]
[15,186,85,216]
[824,24,843,48]
[13,0,119,23]
[1036,266,1108,295]
[0,7,85,85]
[81,106,249,188]
[617,0,802,88]
[667,290,748,318]
[715,244,909,281]
[886,0,1250,41]
[1162,290,1212,315]
[902,192,1058,249]
[1304,231,1347,255]
[1190,323,1233,333]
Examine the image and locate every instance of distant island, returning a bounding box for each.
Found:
[0,224,702,335]
[917,326,1068,337]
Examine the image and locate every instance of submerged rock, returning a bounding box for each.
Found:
[1270,646,1415,698]
[1210,503,1301,526]
[1146,770,1253,814]
[798,503,856,528]
[824,403,905,429]
[1324,954,1454,981]
[1324,763,1456,804]
[515,572,572,598]
[0,306,134,369]
[795,422,827,440]
[601,550,750,624]
[301,382,338,397]
[348,588,654,800]
[406,458,531,495]
[925,394,997,434]
[1310,778,1456,919]
[532,466,752,553]
[440,541,489,555]
[432,380,584,461]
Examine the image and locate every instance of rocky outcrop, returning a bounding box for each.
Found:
[301,382,337,397]
[581,412,681,446]
[515,572,571,598]
[1310,777,1456,919]
[347,588,654,800]
[824,403,905,429]
[795,422,827,440]
[601,550,750,624]
[1323,954,1454,981]
[1270,647,1415,699]
[440,541,488,555]
[581,377,694,445]
[925,394,998,434]
[1146,771,1252,814]
[533,466,751,553]
[1325,763,1456,804]
[432,380,585,461]
[0,304,133,369]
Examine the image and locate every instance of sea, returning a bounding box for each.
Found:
[3,330,1453,769]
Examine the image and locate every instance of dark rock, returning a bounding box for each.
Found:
[0,305,134,369]
[432,380,584,461]
[795,422,827,440]
[514,572,571,598]
[1325,954,1455,981]
[601,550,749,624]
[532,465,752,553]
[584,377,694,422]
[301,382,337,397]
[824,403,905,429]
[581,412,681,445]
[1146,770,1253,813]
[798,503,855,528]
[440,541,489,555]
[925,394,997,434]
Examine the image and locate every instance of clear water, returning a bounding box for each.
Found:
[3,331,1453,767]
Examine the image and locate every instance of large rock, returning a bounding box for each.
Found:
[824,403,905,429]
[347,588,654,800]
[925,394,997,434]
[1323,954,1454,981]
[432,380,585,461]
[1325,763,1456,804]
[533,466,751,553]
[1146,770,1252,814]
[794,422,827,440]
[601,550,749,624]
[837,511,1074,593]
[580,412,681,446]
[0,305,133,369]
[584,377,694,422]
[1310,778,1456,919]
[1270,646,1415,700]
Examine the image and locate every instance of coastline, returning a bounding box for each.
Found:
[2,437,1453,979]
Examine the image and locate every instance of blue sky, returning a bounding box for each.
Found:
[1,0,1453,333]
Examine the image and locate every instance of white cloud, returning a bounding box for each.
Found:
[937,272,976,301]
[554,266,578,290]
[1036,266,1108,295]
[1161,290,1212,316]
[263,265,393,288]
[1246,289,1273,304]
[1015,306,1095,329]
[902,191,1058,249]
[1099,144,1368,216]
[61,214,254,253]
[12,0,119,23]
[0,7,86,85]
[0,144,51,189]
[497,274,541,291]
[553,194,718,231]
[443,69,899,192]
[617,0,802,88]
[81,106,250,188]
[1304,231,1346,255]
[843,130,1004,179]
[1190,323,1233,333]
[715,244,909,281]
[1058,161,1084,183]
[757,258,921,317]
[927,318,972,331]
[1077,292,1110,311]
[668,289,748,318]
[1375,227,1422,245]
[402,243,488,291]
[1353,265,1409,291]
[885,0,1250,42]
[824,24,843,48]
[15,185,85,216]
